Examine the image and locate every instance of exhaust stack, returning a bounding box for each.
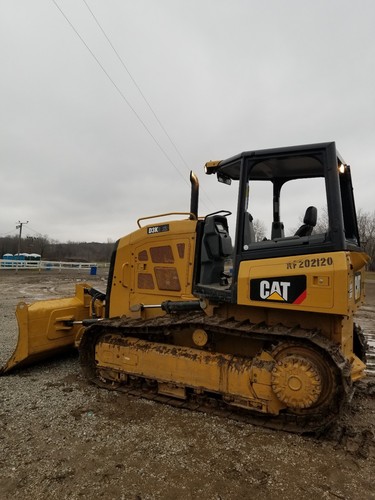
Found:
[190,171,199,219]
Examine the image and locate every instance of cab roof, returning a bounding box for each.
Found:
[217,142,344,181]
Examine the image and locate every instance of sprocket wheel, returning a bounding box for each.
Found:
[271,342,338,413]
[271,355,322,409]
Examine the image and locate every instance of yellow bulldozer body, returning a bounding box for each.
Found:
[1,142,370,432]
[1,221,367,385]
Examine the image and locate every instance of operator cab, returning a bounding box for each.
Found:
[194,142,362,302]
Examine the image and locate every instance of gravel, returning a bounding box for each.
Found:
[1,271,374,499]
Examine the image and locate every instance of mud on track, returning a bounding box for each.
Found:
[0,270,374,500]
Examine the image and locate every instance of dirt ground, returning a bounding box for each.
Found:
[0,270,374,500]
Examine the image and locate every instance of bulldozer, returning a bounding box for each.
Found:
[1,142,369,432]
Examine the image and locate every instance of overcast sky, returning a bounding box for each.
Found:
[1,0,374,244]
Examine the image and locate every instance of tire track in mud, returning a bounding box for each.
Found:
[357,305,375,375]
[1,276,103,302]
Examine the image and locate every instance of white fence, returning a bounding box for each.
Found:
[0,259,100,272]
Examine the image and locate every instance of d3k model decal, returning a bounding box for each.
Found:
[250,275,307,304]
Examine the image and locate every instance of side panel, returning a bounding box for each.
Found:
[108,219,197,318]
[237,251,366,316]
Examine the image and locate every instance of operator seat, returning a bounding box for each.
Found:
[243,212,256,249]
[200,214,233,285]
[294,206,317,237]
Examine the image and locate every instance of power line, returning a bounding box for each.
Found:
[24,224,44,236]
[82,0,191,173]
[52,0,190,189]
[81,0,214,211]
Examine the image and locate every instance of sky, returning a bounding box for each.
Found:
[1,0,374,244]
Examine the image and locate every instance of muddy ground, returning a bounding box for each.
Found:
[0,270,374,500]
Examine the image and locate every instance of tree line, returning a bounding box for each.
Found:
[0,235,114,263]
[1,208,374,269]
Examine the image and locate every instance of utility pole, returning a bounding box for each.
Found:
[16,220,28,272]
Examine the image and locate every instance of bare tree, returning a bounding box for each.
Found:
[1,211,373,268]
[357,209,375,271]
[314,208,374,269]
[253,218,267,242]
[314,206,329,234]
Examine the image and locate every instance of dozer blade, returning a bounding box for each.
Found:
[1,284,92,374]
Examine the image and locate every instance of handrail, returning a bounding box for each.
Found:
[137,212,197,228]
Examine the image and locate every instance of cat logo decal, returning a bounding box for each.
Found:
[250,275,307,304]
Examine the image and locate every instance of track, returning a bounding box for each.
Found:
[79,312,353,434]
